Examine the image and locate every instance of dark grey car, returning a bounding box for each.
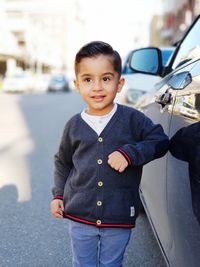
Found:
[47,74,70,92]
[129,15,200,267]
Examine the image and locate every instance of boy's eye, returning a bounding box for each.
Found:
[103,76,111,81]
[84,78,91,82]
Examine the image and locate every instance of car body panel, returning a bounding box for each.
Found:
[140,59,200,267]
[166,61,200,266]
[115,73,161,105]
[140,97,175,256]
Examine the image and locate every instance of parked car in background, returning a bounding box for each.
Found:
[47,74,70,92]
[115,47,175,105]
[129,15,200,267]
[2,72,34,93]
[33,73,50,92]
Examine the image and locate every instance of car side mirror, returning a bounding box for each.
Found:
[129,47,163,76]
[167,71,192,90]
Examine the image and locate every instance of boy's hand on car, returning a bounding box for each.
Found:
[108,151,128,173]
[50,199,64,219]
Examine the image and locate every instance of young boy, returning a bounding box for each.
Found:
[50,41,169,267]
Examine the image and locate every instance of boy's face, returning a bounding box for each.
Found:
[74,54,124,116]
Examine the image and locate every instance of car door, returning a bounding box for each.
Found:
[166,59,200,267]
[139,60,199,265]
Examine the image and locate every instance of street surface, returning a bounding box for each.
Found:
[0,91,166,267]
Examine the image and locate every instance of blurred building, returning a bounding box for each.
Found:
[0,0,83,78]
[0,0,21,77]
[10,0,69,75]
[150,0,200,46]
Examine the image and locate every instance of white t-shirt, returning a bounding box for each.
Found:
[81,103,118,136]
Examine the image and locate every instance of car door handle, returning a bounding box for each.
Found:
[155,92,172,106]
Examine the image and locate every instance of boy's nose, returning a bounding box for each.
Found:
[93,80,102,91]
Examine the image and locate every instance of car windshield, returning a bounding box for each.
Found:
[51,76,66,82]
[172,16,200,70]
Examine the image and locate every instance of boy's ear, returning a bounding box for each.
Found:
[117,77,125,93]
[73,79,80,92]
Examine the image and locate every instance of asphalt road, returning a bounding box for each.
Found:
[0,91,166,267]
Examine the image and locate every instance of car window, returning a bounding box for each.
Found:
[162,49,174,65]
[122,53,135,75]
[122,63,135,75]
[172,17,200,70]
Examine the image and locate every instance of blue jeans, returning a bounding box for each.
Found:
[68,220,132,267]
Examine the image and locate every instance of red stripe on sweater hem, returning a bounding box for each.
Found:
[64,214,135,228]
[53,195,63,199]
[117,148,132,165]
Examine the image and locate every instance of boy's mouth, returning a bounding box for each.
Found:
[91,95,105,102]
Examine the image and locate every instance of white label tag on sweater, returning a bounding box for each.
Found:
[130,206,135,217]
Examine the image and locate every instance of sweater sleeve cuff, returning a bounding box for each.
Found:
[53,195,63,200]
[117,148,132,165]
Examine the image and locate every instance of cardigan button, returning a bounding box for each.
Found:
[98,137,103,142]
[97,201,102,206]
[98,181,103,187]
[96,220,102,225]
[97,159,103,164]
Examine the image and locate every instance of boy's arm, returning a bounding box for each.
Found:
[52,123,73,200]
[117,112,169,166]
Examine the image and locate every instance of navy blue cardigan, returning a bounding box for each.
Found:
[52,104,169,228]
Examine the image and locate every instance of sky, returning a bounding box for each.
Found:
[78,0,162,57]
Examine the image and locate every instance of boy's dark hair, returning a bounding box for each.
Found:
[75,41,122,76]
